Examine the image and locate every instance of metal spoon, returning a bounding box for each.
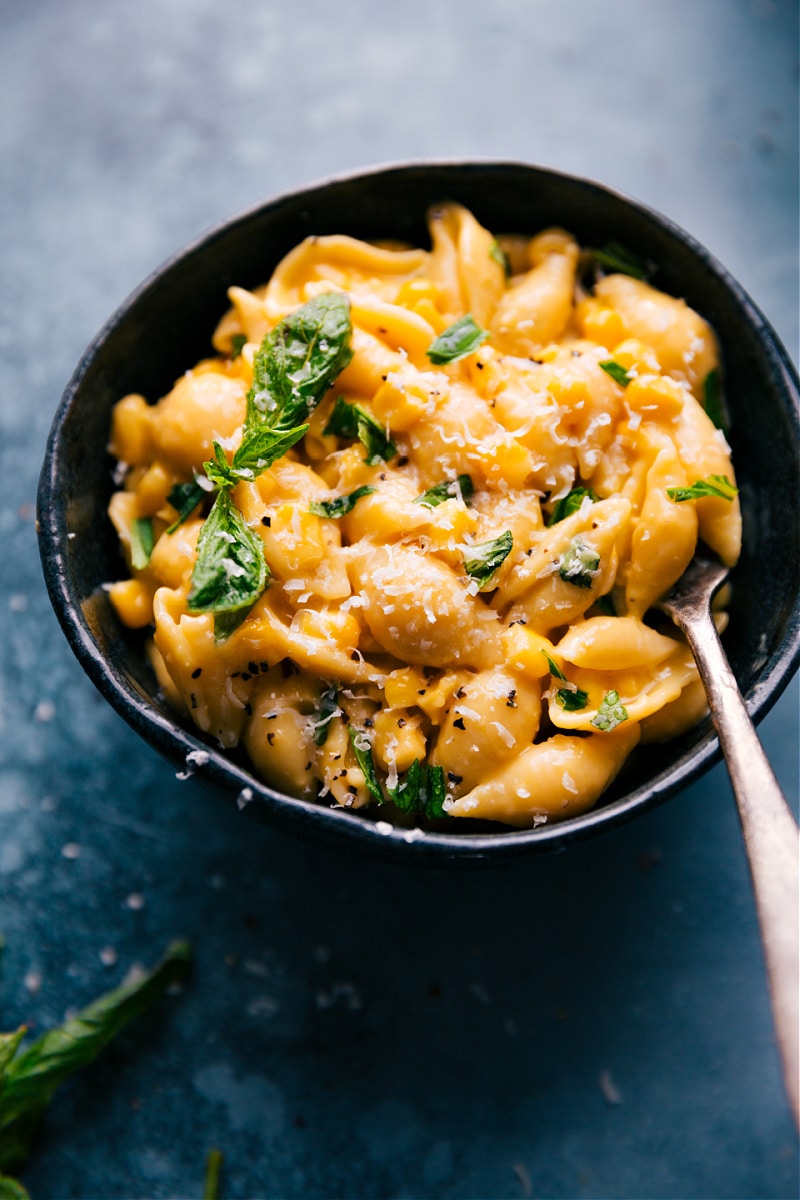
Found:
[659,552,799,1128]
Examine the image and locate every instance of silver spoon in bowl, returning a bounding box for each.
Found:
[659,551,799,1128]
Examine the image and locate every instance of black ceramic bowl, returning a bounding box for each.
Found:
[38,161,800,861]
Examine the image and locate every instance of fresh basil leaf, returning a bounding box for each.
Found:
[323,396,396,465]
[667,474,738,503]
[313,684,340,746]
[599,360,632,388]
[166,479,209,534]
[541,651,589,710]
[387,761,447,820]
[422,764,447,820]
[229,333,247,360]
[427,314,488,365]
[702,367,726,430]
[548,486,598,525]
[231,423,309,481]
[187,489,269,616]
[0,1173,30,1199]
[130,517,154,570]
[309,485,376,519]
[591,690,629,731]
[463,530,513,590]
[489,240,510,277]
[555,686,589,712]
[348,726,384,805]
[213,607,252,642]
[414,474,474,508]
[590,241,649,281]
[0,941,190,1174]
[559,537,600,588]
[387,758,423,814]
[203,441,237,490]
[247,293,353,433]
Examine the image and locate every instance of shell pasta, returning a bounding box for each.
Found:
[106,204,740,828]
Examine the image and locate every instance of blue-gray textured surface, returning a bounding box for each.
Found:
[1,0,798,1197]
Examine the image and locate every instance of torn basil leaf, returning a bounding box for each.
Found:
[230,333,247,360]
[702,367,726,430]
[591,690,629,731]
[166,478,209,534]
[130,517,154,570]
[414,474,474,508]
[667,474,738,503]
[489,240,510,277]
[599,360,632,388]
[559,537,601,589]
[387,760,447,820]
[310,485,376,519]
[247,292,353,433]
[463,530,513,590]
[187,488,269,616]
[231,423,309,480]
[348,726,384,805]
[313,684,340,746]
[427,314,488,365]
[590,241,649,281]
[323,396,396,465]
[548,486,598,525]
[541,651,589,710]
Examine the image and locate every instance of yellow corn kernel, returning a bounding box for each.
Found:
[109,394,153,465]
[372,374,430,431]
[625,373,686,419]
[501,625,557,680]
[295,607,360,651]
[575,298,625,349]
[546,375,591,407]
[610,337,660,376]
[107,578,155,629]
[476,438,535,489]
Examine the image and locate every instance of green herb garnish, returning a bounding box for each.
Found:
[0,941,191,1175]
[166,478,209,533]
[590,241,649,281]
[313,684,340,746]
[541,650,589,711]
[559,537,601,588]
[599,360,633,388]
[702,366,726,429]
[548,486,598,525]
[185,294,352,630]
[229,333,247,360]
[323,396,397,465]
[0,1174,30,1198]
[388,760,447,820]
[667,474,738,503]
[414,474,474,508]
[348,726,385,805]
[187,488,269,616]
[310,486,377,519]
[489,240,510,277]
[130,516,154,570]
[247,292,353,433]
[591,690,629,731]
[426,314,488,365]
[463,530,513,590]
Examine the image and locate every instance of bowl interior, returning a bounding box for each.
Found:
[38,162,800,861]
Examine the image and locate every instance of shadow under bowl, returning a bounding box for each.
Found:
[37,160,800,862]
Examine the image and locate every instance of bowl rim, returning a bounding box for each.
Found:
[37,158,800,861]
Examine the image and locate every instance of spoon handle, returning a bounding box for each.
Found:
[675,604,799,1127]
